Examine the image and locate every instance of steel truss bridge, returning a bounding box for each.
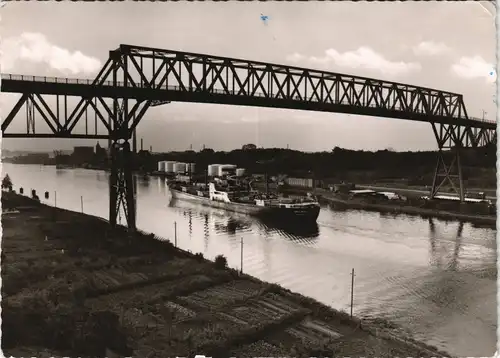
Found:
[1,44,496,230]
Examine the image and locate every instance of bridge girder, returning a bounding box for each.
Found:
[2,44,497,131]
[1,44,496,229]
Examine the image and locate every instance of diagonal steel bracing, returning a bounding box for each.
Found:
[429,122,496,201]
[4,44,497,128]
[1,43,497,228]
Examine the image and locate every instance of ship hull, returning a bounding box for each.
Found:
[169,188,320,222]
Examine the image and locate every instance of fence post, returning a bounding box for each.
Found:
[80,196,84,213]
[53,191,57,221]
[174,221,177,247]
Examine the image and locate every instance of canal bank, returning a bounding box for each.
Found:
[318,191,496,227]
[278,185,496,227]
[2,191,452,357]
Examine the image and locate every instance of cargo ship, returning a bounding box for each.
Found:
[168,181,321,222]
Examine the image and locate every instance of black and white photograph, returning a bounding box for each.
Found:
[0,1,497,357]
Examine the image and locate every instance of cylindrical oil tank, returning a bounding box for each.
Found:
[165,161,176,173]
[174,162,186,173]
[235,168,246,177]
[208,164,220,177]
[217,165,226,177]
[188,163,196,174]
[218,164,237,177]
[157,161,166,172]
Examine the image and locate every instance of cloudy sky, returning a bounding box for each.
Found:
[0,2,496,152]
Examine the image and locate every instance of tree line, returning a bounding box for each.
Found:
[137,143,496,181]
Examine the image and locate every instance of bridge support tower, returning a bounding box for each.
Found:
[429,122,496,202]
[107,49,152,231]
[429,123,465,201]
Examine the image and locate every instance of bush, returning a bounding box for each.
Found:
[194,252,204,261]
[214,255,228,270]
[2,174,13,191]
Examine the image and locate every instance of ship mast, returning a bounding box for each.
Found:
[257,159,275,196]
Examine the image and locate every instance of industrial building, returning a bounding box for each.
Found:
[285,177,314,188]
[155,161,196,175]
[72,146,94,164]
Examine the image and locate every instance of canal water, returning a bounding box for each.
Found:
[3,163,497,357]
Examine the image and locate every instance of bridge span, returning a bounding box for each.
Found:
[1,44,496,230]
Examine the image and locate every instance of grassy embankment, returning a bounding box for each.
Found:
[2,191,453,357]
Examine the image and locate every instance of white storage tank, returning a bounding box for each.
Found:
[165,161,176,173]
[208,164,220,177]
[174,162,186,173]
[187,163,196,174]
[157,161,166,172]
[236,168,246,177]
[218,164,237,177]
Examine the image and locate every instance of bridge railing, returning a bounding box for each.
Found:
[467,116,497,124]
[2,74,496,124]
[2,74,122,86]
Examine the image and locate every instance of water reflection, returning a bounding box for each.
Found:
[203,214,209,252]
[257,217,320,242]
[137,175,150,188]
[428,218,464,271]
[55,168,67,176]
[214,217,252,236]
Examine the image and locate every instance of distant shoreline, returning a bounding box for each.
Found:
[274,185,496,227]
[317,192,496,226]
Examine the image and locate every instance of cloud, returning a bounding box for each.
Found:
[286,47,421,76]
[1,32,102,75]
[450,55,496,82]
[412,41,451,56]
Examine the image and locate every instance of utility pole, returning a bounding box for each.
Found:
[174,221,177,247]
[350,268,355,318]
[482,110,487,121]
[265,171,269,195]
[240,237,244,274]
